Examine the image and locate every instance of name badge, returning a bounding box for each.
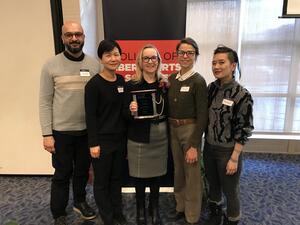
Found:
[80,69,90,77]
[117,86,124,93]
[180,86,190,92]
[222,99,234,106]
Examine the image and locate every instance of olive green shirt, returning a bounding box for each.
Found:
[168,72,208,148]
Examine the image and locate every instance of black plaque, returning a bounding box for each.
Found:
[131,89,158,119]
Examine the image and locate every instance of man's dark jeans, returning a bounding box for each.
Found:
[51,131,91,219]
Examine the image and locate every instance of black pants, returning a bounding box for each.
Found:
[134,177,160,203]
[92,148,124,225]
[51,131,91,219]
[203,143,242,219]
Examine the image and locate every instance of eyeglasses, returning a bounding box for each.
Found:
[63,32,84,39]
[177,50,196,57]
[142,56,158,63]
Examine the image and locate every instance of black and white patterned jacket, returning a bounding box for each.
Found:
[206,79,254,148]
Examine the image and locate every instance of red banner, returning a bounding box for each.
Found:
[116,40,180,78]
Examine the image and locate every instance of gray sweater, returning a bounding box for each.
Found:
[39,52,100,135]
[206,79,254,147]
[168,72,208,148]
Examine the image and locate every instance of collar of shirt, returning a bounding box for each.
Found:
[175,69,195,81]
[63,51,85,62]
[214,78,236,90]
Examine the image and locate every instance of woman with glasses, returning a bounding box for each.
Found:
[124,44,168,225]
[85,40,127,225]
[203,46,253,225]
[168,37,208,225]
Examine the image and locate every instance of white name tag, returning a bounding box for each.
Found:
[80,69,90,77]
[117,86,124,93]
[180,86,190,92]
[222,99,234,106]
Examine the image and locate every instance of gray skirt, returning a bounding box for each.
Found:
[127,121,168,178]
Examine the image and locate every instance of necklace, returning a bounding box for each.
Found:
[155,95,164,116]
[155,95,162,104]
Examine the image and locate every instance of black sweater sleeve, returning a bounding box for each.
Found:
[123,81,134,121]
[85,78,100,147]
[233,90,254,145]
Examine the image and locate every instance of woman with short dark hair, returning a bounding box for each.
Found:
[168,37,208,224]
[85,39,127,225]
[203,45,254,225]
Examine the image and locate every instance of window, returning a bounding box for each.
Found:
[187,0,300,133]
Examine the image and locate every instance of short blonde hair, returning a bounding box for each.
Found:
[132,44,162,83]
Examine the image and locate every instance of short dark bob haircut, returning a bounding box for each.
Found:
[97,39,122,59]
[213,45,238,64]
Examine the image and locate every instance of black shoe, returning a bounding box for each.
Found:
[149,205,162,225]
[114,214,128,225]
[223,215,239,225]
[136,206,146,225]
[73,202,96,220]
[203,202,222,225]
[54,216,67,225]
[136,197,147,225]
[173,211,185,221]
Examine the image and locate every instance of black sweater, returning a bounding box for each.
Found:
[124,79,168,143]
[85,74,126,147]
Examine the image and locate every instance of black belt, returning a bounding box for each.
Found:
[151,116,167,124]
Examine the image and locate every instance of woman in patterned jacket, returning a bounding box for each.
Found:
[203,46,254,225]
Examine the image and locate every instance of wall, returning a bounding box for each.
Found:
[0,0,105,175]
[287,0,300,14]
[0,0,55,174]
[62,0,81,22]
[244,135,300,154]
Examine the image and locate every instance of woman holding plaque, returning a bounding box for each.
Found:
[124,44,168,225]
[85,40,127,225]
[203,46,253,225]
[168,37,208,225]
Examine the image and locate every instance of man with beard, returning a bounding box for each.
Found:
[39,21,100,225]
